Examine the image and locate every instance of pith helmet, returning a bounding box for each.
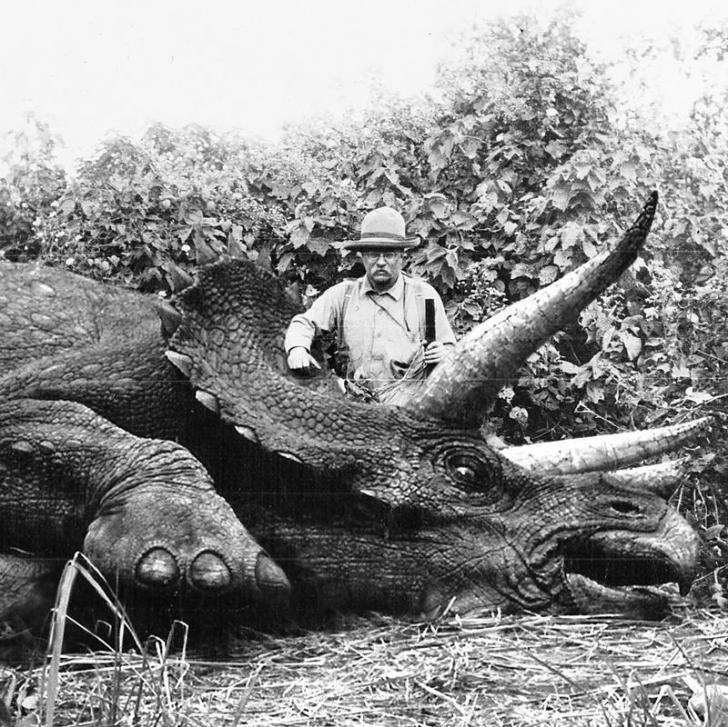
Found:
[342,207,420,251]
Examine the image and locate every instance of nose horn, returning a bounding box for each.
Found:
[189,551,232,592]
[604,459,689,500]
[136,548,180,588]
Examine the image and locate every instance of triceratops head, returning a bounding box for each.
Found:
[162,192,704,620]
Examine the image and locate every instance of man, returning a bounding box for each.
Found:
[285,207,456,401]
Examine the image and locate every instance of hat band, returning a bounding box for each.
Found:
[360,231,406,241]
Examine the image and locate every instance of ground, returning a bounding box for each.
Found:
[2,605,728,726]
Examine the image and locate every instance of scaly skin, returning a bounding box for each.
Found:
[0,197,703,624]
[166,257,698,619]
[0,398,289,615]
[0,270,291,623]
[0,552,62,633]
[1,262,190,440]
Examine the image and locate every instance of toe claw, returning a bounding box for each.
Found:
[136,548,179,588]
[189,551,232,592]
[255,553,290,604]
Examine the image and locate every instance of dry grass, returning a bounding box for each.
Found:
[3,611,728,725]
[2,559,728,726]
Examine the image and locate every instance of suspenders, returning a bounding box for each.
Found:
[334,276,427,378]
[333,279,356,377]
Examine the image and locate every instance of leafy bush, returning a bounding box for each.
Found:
[3,12,728,567]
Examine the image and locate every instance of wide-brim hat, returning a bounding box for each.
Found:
[342,207,419,251]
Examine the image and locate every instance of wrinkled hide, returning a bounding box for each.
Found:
[0,192,706,628]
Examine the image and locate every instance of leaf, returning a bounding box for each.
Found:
[445,249,459,270]
[426,243,447,262]
[227,235,246,259]
[511,262,535,280]
[462,300,482,318]
[539,265,559,286]
[427,149,447,175]
[498,385,515,403]
[60,198,76,216]
[561,222,582,249]
[451,210,475,228]
[195,239,218,265]
[620,161,637,181]
[704,524,725,540]
[551,184,571,211]
[80,199,96,217]
[553,249,572,270]
[559,360,580,375]
[185,209,203,226]
[290,224,310,249]
[440,263,456,289]
[383,169,401,186]
[306,237,330,256]
[582,239,598,258]
[619,331,642,360]
[270,182,291,199]
[479,190,499,212]
[509,406,528,425]
[276,252,294,273]
[429,199,448,218]
[503,221,517,237]
[545,140,567,159]
[586,381,604,403]
[684,387,713,404]
[672,360,692,379]
[459,137,481,159]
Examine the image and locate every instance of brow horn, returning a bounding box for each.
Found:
[404,192,658,426]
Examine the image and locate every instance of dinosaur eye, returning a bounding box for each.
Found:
[454,463,476,481]
[446,453,486,489]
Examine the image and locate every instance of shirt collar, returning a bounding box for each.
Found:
[361,273,405,301]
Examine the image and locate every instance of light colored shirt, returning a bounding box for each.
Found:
[284,273,456,388]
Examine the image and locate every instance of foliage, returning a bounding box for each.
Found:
[2,12,727,533]
[0,115,66,263]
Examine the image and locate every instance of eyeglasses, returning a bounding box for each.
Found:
[361,251,401,262]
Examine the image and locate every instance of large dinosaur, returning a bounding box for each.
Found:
[0,192,707,629]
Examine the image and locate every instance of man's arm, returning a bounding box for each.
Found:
[284,284,346,371]
[432,293,456,346]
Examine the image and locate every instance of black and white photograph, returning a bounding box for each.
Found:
[1,0,728,724]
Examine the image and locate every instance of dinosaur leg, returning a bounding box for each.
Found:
[0,398,290,627]
[0,552,61,634]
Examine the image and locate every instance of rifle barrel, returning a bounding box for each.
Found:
[424,298,436,345]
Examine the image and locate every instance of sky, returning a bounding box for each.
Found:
[1,0,727,169]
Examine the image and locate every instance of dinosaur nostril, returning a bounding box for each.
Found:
[189,551,231,591]
[255,552,290,603]
[610,500,641,516]
[136,548,179,587]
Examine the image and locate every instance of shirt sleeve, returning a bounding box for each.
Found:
[284,283,346,353]
[433,294,457,345]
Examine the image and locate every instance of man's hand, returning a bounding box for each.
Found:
[287,347,321,372]
[424,341,448,366]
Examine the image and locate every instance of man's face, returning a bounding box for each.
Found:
[359,250,404,291]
